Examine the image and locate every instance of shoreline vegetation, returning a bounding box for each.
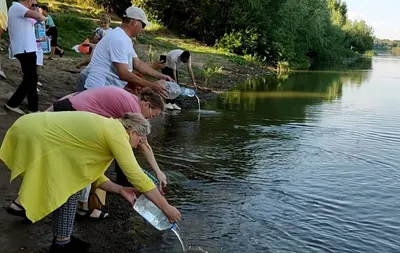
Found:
[2,0,376,98]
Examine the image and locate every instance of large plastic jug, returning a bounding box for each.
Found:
[133,195,175,231]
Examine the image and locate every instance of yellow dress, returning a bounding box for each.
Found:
[0,0,7,32]
[0,111,155,223]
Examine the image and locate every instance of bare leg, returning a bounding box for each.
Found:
[36,66,42,87]
[49,46,56,59]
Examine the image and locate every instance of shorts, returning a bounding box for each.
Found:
[47,26,58,47]
[53,98,76,111]
[36,48,43,66]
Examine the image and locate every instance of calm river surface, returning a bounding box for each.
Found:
[135,54,400,253]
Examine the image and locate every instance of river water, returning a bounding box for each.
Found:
[134,54,400,253]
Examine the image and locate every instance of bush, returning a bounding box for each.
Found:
[199,60,223,86]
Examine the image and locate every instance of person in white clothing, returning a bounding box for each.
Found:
[28,3,43,90]
[5,0,46,115]
[84,6,172,98]
[161,49,196,110]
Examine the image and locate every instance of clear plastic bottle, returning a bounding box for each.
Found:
[181,86,197,97]
[133,194,175,231]
[163,81,182,100]
[163,81,197,99]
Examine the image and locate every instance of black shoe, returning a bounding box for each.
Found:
[70,236,91,249]
[49,238,91,253]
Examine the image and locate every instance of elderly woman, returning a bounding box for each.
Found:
[0,112,181,253]
[49,86,166,219]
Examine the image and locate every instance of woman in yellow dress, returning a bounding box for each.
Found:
[0,111,181,253]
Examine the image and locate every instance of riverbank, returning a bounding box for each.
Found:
[0,3,271,251]
[0,10,270,253]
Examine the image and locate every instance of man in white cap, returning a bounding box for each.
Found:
[83,6,172,96]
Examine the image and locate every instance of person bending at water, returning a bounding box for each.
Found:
[160,49,197,110]
[30,86,166,220]
[82,6,172,97]
[0,112,181,253]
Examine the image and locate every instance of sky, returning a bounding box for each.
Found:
[345,0,400,40]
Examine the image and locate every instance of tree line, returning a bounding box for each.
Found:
[374,39,400,51]
[55,0,376,69]
[132,0,374,68]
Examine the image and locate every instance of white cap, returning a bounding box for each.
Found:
[123,6,151,27]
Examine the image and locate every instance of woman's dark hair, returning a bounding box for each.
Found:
[139,87,165,110]
[41,6,49,12]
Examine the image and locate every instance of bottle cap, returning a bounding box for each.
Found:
[170,223,177,230]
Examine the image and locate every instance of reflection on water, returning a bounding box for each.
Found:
[133,55,400,253]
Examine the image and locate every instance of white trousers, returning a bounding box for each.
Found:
[78,184,91,203]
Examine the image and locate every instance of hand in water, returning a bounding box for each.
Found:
[156,171,167,194]
[151,80,169,99]
[120,187,138,205]
[164,205,181,223]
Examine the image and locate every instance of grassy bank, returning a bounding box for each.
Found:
[32,0,270,91]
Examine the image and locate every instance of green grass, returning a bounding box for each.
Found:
[53,14,97,54]
[25,0,268,87]
[39,0,104,18]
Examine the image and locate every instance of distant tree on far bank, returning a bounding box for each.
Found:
[374,39,400,50]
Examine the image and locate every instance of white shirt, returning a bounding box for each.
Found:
[85,27,137,89]
[8,2,37,55]
[166,49,191,70]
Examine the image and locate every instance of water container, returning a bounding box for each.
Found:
[181,86,197,97]
[34,21,46,41]
[133,194,175,231]
[41,37,52,54]
[163,81,182,100]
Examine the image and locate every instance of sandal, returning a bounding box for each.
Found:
[76,208,109,220]
[6,201,27,219]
